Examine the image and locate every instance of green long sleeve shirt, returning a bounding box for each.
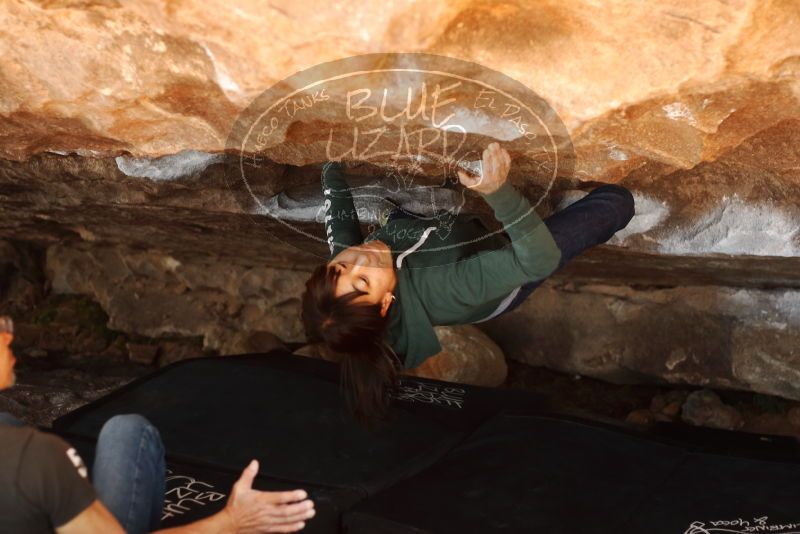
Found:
[321,161,562,369]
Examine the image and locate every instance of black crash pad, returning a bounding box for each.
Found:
[344,413,800,534]
[53,349,543,531]
[53,350,800,534]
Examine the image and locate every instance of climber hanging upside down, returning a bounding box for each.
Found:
[301,142,635,424]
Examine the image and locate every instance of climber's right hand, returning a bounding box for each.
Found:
[457,142,511,195]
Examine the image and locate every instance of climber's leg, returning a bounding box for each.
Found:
[495,184,635,316]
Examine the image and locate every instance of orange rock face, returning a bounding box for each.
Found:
[1,0,797,166]
[2,0,797,254]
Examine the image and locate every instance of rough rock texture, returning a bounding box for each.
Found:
[681,389,745,431]
[0,356,148,428]
[400,325,507,386]
[2,0,798,162]
[1,1,800,400]
[478,281,800,399]
[650,390,689,420]
[45,241,308,352]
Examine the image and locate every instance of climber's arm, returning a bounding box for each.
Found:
[321,161,363,259]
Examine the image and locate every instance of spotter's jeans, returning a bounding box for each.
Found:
[93,414,166,534]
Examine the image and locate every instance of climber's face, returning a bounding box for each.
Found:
[0,317,16,390]
[328,240,397,317]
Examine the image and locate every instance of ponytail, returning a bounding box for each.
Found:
[301,264,400,426]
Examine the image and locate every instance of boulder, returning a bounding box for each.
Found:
[126,343,159,365]
[681,389,744,431]
[402,325,508,387]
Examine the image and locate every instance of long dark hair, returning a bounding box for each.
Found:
[301,263,400,426]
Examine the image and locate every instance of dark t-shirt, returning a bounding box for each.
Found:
[0,423,96,533]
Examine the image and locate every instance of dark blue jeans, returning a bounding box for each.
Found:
[387,184,635,317]
[93,414,166,534]
[0,412,165,534]
[498,183,635,316]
